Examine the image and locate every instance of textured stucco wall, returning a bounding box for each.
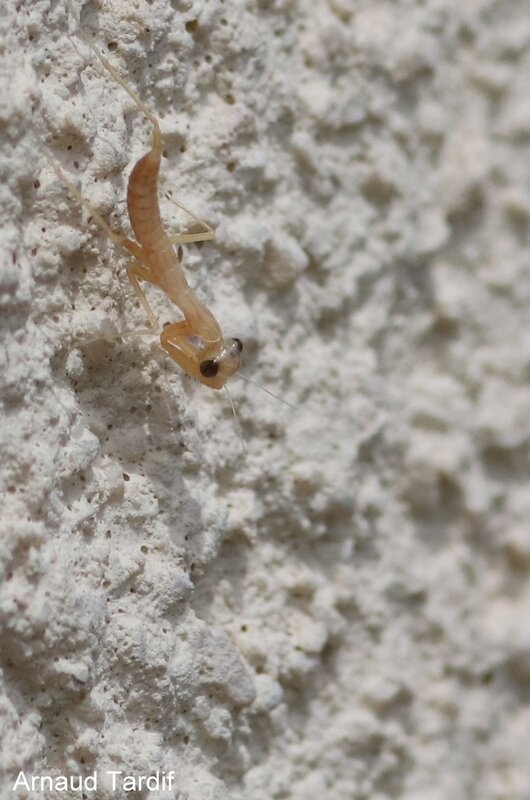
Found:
[2,0,530,798]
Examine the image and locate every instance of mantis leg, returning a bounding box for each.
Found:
[165,194,215,245]
[74,264,159,347]
[54,165,147,263]
[160,320,196,357]
[160,320,202,377]
[73,22,163,155]
[126,264,160,332]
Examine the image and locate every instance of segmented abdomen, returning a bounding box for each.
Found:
[127,151,164,246]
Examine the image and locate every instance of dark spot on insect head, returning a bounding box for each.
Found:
[233,338,243,353]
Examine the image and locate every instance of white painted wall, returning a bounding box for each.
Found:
[2,0,530,798]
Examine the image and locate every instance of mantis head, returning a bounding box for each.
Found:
[198,337,243,389]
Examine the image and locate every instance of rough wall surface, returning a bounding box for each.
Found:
[1,0,530,798]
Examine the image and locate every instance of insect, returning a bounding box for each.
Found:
[56,28,243,391]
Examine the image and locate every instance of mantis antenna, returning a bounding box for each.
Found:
[237,373,297,410]
[224,384,247,453]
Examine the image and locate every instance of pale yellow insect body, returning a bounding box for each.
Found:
[59,29,243,391]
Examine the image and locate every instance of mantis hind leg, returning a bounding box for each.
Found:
[76,31,162,155]
[54,165,147,263]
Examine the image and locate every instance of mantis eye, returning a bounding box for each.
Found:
[200,359,219,378]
